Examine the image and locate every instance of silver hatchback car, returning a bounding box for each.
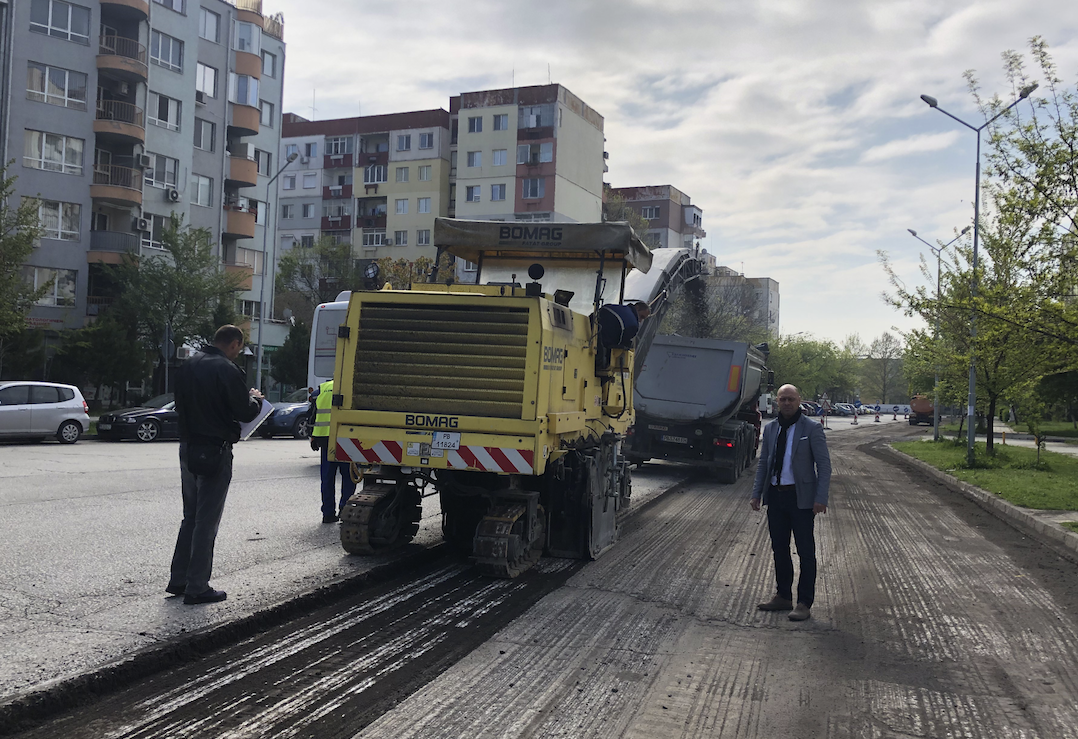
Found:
[0,381,90,443]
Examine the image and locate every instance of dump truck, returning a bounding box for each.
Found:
[909,394,934,426]
[325,218,664,577]
[625,336,769,483]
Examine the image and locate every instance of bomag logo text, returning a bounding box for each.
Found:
[543,346,565,365]
[405,414,459,428]
[498,226,564,242]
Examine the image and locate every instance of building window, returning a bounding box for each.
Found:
[229,73,258,107]
[522,106,543,127]
[191,174,213,207]
[364,165,387,184]
[285,143,298,158]
[301,203,314,218]
[281,203,294,219]
[259,100,274,127]
[522,178,544,199]
[395,166,409,183]
[417,197,431,214]
[393,230,407,246]
[417,229,431,246]
[397,134,411,151]
[144,152,178,188]
[236,299,260,319]
[492,149,508,167]
[23,266,76,307]
[150,30,183,72]
[465,186,480,202]
[493,114,509,131]
[322,201,351,218]
[282,174,295,190]
[467,116,482,133]
[23,130,83,175]
[234,247,264,274]
[25,198,80,241]
[193,118,215,151]
[251,199,266,225]
[418,132,434,149]
[26,63,87,110]
[303,173,317,189]
[148,92,181,131]
[199,8,219,41]
[362,230,386,247]
[141,214,168,249]
[255,149,271,176]
[395,198,408,215]
[641,205,660,220]
[233,21,260,55]
[517,142,553,164]
[304,142,317,157]
[29,0,90,45]
[466,151,481,168]
[152,0,183,12]
[491,184,506,201]
[418,165,432,182]
[196,63,217,98]
[261,50,276,77]
[326,136,352,155]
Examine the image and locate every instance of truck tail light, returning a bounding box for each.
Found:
[713,439,734,448]
[82,401,89,414]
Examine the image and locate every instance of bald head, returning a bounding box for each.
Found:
[776,384,802,419]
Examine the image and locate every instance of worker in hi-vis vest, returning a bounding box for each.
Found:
[309,380,356,523]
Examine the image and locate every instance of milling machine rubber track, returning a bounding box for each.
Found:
[473,503,544,578]
[340,482,422,555]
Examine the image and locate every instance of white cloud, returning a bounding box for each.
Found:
[861,132,963,162]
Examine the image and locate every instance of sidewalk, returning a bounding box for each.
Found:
[941,421,1078,458]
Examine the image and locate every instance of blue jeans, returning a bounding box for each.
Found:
[321,442,357,517]
[170,442,233,595]
[766,484,817,607]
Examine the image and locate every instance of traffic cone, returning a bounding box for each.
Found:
[893,412,897,420]
[875,412,880,422]
[852,412,858,425]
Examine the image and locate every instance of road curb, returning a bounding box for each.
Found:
[880,444,1078,559]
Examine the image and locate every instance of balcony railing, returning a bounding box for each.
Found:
[90,230,140,253]
[99,35,146,64]
[324,184,352,200]
[358,214,387,229]
[233,0,262,13]
[86,296,116,316]
[324,153,353,169]
[93,164,141,189]
[96,99,144,127]
[263,12,284,40]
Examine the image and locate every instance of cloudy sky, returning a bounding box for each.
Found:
[269,0,1078,346]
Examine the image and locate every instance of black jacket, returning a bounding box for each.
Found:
[175,346,261,443]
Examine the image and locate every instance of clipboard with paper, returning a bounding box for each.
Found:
[239,399,274,440]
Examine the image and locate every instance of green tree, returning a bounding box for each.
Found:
[0,164,46,370]
[271,318,310,389]
[766,335,839,400]
[276,237,365,327]
[602,187,652,241]
[49,316,150,407]
[376,252,452,289]
[862,332,904,404]
[111,215,244,362]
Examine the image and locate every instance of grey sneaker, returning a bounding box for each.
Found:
[757,595,794,611]
[788,602,811,621]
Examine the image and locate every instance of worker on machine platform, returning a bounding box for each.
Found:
[598,300,651,349]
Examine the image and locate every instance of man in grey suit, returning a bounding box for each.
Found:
[751,383,832,621]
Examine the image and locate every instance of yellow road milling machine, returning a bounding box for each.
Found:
[326,218,654,577]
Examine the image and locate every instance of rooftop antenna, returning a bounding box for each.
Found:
[308,89,317,120]
[512,68,514,88]
[547,63,551,84]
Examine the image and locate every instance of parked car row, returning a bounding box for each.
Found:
[0,381,312,444]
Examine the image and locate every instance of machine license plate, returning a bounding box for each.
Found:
[648,424,668,431]
[661,434,688,444]
[432,432,461,450]
[98,423,111,430]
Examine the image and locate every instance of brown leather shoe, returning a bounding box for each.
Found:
[788,602,811,621]
[757,595,794,611]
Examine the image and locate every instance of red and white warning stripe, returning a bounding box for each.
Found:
[334,438,533,474]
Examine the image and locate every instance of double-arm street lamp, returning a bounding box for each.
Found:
[254,151,299,391]
[919,82,1037,464]
[908,225,971,442]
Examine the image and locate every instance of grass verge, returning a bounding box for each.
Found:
[1063,522,1078,534]
[892,439,1078,511]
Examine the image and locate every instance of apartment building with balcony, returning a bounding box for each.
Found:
[450,84,605,225]
[1,0,285,345]
[277,110,452,267]
[607,184,705,250]
[712,266,781,337]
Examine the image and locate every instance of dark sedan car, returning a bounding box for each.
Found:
[259,389,312,439]
[96,393,178,442]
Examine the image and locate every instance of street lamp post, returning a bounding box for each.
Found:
[919,83,1037,465]
[254,151,299,392]
[908,225,971,442]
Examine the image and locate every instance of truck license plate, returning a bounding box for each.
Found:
[661,434,688,444]
[431,432,461,450]
[98,423,111,430]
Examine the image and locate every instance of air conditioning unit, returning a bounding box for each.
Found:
[195,90,206,105]
[383,239,392,246]
[118,82,130,96]
[299,155,310,164]
[134,217,150,232]
[329,186,342,195]
[137,154,151,168]
[166,188,181,203]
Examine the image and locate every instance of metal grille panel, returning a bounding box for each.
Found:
[353,303,530,418]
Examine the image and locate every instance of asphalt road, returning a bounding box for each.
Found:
[7,416,1077,737]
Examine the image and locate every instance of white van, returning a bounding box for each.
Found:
[307,291,350,393]
[0,381,90,443]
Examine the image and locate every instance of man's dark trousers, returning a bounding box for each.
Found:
[320,443,357,518]
[171,442,234,595]
[766,484,817,606]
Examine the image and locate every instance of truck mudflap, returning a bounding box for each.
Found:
[335,437,535,475]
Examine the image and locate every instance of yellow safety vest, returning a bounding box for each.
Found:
[312,380,333,437]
